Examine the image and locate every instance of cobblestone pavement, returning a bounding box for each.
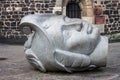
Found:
[0,43,120,80]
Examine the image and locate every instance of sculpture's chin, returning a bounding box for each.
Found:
[25,49,46,72]
[90,36,108,67]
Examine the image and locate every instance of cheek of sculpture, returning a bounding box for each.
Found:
[65,33,90,54]
[63,26,100,55]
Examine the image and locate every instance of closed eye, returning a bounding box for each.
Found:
[62,24,82,32]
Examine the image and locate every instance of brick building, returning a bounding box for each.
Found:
[0,0,120,43]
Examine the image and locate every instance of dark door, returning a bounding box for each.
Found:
[66,2,81,18]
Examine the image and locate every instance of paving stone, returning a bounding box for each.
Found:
[0,43,120,80]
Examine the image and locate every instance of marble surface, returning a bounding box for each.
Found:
[20,14,108,72]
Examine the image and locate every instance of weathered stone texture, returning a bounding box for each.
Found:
[94,0,120,34]
[0,0,56,39]
[0,0,120,39]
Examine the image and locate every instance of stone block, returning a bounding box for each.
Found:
[82,17,94,24]
[83,0,93,6]
[95,16,105,24]
[95,24,105,33]
[11,22,16,27]
[82,8,94,17]
[118,9,120,15]
[0,22,4,26]
[45,4,49,8]
[86,8,94,16]
[86,6,93,8]
[36,4,41,8]
[22,8,28,11]
[5,22,10,26]
[81,8,87,16]
[45,1,49,3]
[12,15,19,19]
[45,11,52,13]
[53,7,62,14]
[94,5,102,15]
[6,7,13,12]
[14,7,22,11]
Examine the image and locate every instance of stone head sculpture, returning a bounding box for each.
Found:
[20,14,108,73]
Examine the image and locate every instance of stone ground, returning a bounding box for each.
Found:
[0,43,120,80]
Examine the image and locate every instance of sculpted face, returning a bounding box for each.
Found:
[20,14,108,72]
[43,16,100,55]
[64,17,100,55]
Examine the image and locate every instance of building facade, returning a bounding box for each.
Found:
[0,0,120,42]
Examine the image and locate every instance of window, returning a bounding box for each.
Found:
[66,2,81,18]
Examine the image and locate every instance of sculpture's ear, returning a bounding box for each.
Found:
[19,22,44,35]
[19,14,56,35]
[19,14,45,35]
[19,14,55,50]
[19,22,34,35]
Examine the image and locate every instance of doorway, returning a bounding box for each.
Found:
[66,2,81,18]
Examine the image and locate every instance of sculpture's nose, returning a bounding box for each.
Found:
[87,24,93,34]
[80,21,93,34]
